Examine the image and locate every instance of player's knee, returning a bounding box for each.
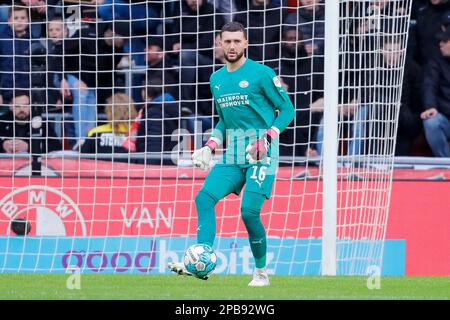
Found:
[241,207,260,225]
[195,190,216,211]
[241,207,265,239]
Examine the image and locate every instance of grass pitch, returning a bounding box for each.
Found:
[0,275,448,300]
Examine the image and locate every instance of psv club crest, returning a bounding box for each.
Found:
[0,186,86,236]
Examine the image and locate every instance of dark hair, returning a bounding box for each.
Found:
[8,5,28,19]
[143,76,163,100]
[12,89,30,100]
[283,26,304,41]
[147,35,164,50]
[220,21,247,39]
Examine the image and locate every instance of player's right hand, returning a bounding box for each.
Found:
[192,146,213,171]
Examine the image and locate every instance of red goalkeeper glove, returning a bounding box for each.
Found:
[245,127,279,164]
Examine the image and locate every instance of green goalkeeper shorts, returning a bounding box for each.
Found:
[202,163,276,200]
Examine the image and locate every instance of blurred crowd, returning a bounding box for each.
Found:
[0,0,449,162]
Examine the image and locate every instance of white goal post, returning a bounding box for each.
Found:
[322,0,339,276]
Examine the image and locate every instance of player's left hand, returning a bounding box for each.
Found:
[246,128,279,164]
[246,136,270,164]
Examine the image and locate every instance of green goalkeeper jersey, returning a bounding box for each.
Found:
[209,58,295,165]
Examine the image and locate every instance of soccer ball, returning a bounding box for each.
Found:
[183,244,217,279]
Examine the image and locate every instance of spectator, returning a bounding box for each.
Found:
[144,35,179,101]
[181,32,228,131]
[80,92,136,157]
[311,11,378,157]
[18,1,45,15]
[415,0,450,64]
[96,21,129,105]
[207,0,237,23]
[46,17,66,110]
[339,35,422,157]
[345,36,416,157]
[168,0,224,125]
[420,29,450,157]
[0,90,61,153]
[0,5,46,106]
[180,32,227,135]
[93,0,160,36]
[136,76,180,165]
[19,0,47,38]
[0,1,48,38]
[58,20,106,148]
[45,0,62,21]
[212,32,227,69]
[95,22,130,106]
[276,27,324,158]
[325,36,422,157]
[394,47,424,156]
[170,0,224,61]
[176,32,228,138]
[46,18,103,143]
[235,0,285,67]
[107,21,145,69]
[103,21,128,67]
[337,1,410,59]
[314,19,362,156]
[285,0,324,56]
[353,35,403,156]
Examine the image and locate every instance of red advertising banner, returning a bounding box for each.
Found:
[0,158,448,275]
[388,181,450,276]
[0,177,322,238]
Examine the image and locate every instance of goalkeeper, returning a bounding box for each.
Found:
[169,21,295,286]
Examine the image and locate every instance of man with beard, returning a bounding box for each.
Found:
[168,22,295,287]
[0,90,61,154]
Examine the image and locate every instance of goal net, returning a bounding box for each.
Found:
[0,0,411,276]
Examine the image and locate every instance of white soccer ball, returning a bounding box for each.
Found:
[183,244,217,279]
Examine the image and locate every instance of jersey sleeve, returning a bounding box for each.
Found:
[260,67,295,133]
[209,78,226,145]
